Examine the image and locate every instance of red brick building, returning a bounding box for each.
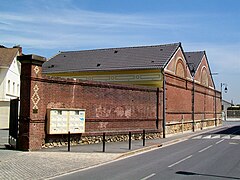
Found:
[17,43,221,150]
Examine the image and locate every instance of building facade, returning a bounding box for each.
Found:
[16,43,222,150]
[0,46,21,129]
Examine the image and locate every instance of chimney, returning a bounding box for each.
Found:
[13,45,22,55]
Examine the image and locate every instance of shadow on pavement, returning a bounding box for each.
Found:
[176,171,240,180]
[213,126,240,135]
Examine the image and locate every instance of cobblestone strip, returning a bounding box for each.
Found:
[0,151,119,180]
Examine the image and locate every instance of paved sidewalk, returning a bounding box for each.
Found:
[0,126,225,180]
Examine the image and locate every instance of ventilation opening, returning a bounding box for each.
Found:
[48,65,54,68]
[97,63,101,67]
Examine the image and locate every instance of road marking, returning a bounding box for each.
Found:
[202,135,211,139]
[141,173,156,180]
[198,145,213,153]
[168,155,192,168]
[229,142,238,145]
[222,135,231,139]
[231,135,240,139]
[211,135,220,139]
[216,139,224,144]
[192,136,202,139]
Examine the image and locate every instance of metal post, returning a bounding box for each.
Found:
[220,83,222,98]
[220,83,223,122]
[68,131,70,152]
[181,115,184,133]
[103,133,106,152]
[129,131,132,150]
[215,90,217,126]
[143,129,146,146]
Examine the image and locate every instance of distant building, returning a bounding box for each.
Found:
[227,104,240,120]
[0,45,22,129]
[222,100,234,120]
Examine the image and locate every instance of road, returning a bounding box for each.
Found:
[52,121,240,180]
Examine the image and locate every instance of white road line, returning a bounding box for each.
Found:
[168,155,192,168]
[216,139,224,144]
[198,145,213,153]
[141,173,156,180]
[232,135,240,139]
[211,135,220,139]
[222,135,231,139]
[192,136,202,139]
[229,142,238,145]
[202,135,211,139]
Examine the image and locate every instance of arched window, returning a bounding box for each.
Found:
[201,67,208,86]
[175,59,185,78]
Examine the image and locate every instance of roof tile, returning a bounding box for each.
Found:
[43,43,180,73]
[0,47,19,67]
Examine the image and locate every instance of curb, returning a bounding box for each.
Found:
[117,125,226,159]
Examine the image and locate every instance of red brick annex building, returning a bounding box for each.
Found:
[17,42,221,150]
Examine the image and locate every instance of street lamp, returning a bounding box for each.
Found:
[210,73,218,127]
[220,83,228,121]
[221,83,228,94]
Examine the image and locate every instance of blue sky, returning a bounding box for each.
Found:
[1,0,239,103]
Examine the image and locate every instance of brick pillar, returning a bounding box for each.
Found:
[17,55,46,150]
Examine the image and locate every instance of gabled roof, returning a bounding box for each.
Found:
[0,47,19,67]
[185,51,205,75]
[43,43,180,73]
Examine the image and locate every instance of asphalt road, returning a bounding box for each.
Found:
[52,121,240,180]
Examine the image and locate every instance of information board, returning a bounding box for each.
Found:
[47,108,85,134]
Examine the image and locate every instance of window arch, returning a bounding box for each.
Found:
[175,59,185,78]
[201,67,208,86]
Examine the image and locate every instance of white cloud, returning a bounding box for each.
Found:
[0,6,195,51]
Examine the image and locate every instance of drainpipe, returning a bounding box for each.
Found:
[162,70,166,138]
[192,77,195,132]
[156,87,159,129]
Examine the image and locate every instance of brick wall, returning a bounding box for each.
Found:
[165,72,221,132]
[18,55,162,150]
[17,55,221,150]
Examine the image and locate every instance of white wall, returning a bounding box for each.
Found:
[0,68,7,100]
[0,54,20,129]
[0,101,10,129]
[4,56,21,100]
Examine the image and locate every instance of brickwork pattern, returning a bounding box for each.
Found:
[165,73,221,125]
[18,56,221,150]
[19,60,163,150]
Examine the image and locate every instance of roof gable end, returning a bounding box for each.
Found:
[0,48,19,67]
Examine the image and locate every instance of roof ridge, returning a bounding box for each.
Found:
[60,42,181,53]
[47,51,61,61]
[185,51,205,53]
